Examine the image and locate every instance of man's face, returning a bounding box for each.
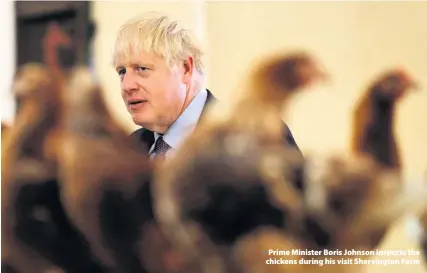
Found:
[116,51,188,133]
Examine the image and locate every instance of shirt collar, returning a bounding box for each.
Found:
[149,88,208,154]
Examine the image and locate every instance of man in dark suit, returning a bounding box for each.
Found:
[113,12,301,159]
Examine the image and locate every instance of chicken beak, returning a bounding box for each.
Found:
[408,80,420,91]
[314,62,331,84]
[319,70,331,83]
[397,68,419,91]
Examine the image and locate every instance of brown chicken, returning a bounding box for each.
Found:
[300,69,422,254]
[1,63,64,273]
[153,51,328,273]
[1,121,10,135]
[56,67,183,273]
[351,69,417,169]
[1,64,104,273]
[342,69,419,248]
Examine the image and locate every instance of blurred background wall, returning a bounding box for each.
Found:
[2,1,427,272]
[0,0,16,124]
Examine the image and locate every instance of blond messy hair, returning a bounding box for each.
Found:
[113,11,204,74]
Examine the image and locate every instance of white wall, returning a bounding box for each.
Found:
[0,0,16,124]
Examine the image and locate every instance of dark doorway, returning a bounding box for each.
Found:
[14,1,95,112]
[15,1,94,70]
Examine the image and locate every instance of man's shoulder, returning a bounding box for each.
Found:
[130,127,155,151]
[130,127,154,140]
[283,123,302,155]
[130,127,147,137]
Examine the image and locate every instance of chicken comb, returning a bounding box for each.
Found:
[395,67,412,80]
[394,67,419,89]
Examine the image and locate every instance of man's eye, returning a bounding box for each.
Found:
[137,67,148,72]
[118,68,126,76]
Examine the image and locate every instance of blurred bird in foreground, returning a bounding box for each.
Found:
[1,121,10,134]
[1,63,65,273]
[153,51,329,273]
[1,64,103,273]
[56,67,184,273]
[1,121,11,145]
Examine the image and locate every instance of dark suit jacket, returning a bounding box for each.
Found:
[130,90,301,155]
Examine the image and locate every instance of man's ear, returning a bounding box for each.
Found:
[182,56,194,84]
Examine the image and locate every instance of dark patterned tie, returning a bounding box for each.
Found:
[153,136,170,160]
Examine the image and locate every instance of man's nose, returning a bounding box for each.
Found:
[122,73,139,93]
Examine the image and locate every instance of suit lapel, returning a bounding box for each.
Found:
[200,89,217,120]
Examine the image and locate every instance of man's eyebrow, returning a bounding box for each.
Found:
[131,62,155,68]
[114,62,155,72]
[115,66,125,72]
